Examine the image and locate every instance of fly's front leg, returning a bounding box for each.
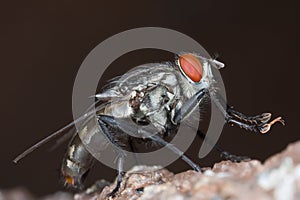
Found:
[173,88,209,124]
[173,88,249,163]
[226,105,285,134]
[216,103,284,161]
[212,94,285,134]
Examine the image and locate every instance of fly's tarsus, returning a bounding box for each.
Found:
[225,105,285,134]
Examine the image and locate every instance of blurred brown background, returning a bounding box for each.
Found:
[1,0,299,196]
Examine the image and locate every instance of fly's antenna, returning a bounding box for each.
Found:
[192,53,225,69]
[211,52,225,69]
[210,59,225,69]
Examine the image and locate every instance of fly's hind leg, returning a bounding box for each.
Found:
[97,115,127,197]
[108,154,125,197]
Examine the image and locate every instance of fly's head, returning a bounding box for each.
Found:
[176,53,225,96]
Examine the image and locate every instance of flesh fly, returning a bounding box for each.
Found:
[14,53,284,196]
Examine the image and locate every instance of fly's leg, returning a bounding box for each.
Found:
[225,106,284,134]
[220,151,251,162]
[108,154,125,197]
[209,96,284,160]
[128,137,142,165]
[97,115,126,197]
[173,88,209,124]
[165,88,211,171]
[197,130,250,162]
[172,88,247,163]
[212,95,284,134]
[149,134,202,172]
[226,106,285,134]
[98,115,202,173]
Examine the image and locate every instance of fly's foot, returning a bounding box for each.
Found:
[252,113,272,124]
[107,184,120,198]
[220,151,251,163]
[251,115,285,134]
[106,171,125,198]
[258,116,285,134]
[226,108,285,134]
[228,108,272,125]
[259,117,285,134]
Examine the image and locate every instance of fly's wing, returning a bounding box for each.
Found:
[77,115,110,159]
[13,99,104,163]
[47,126,76,151]
[13,116,87,163]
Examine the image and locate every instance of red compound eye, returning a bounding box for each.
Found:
[179,54,203,82]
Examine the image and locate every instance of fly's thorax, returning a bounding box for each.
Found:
[102,64,181,129]
[116,63,178,94]
[104,100,133,119]
[138,85,177,131]
[139,86,174,114]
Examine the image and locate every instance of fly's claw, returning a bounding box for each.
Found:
[259,116,285,134]
[257,113,272,124]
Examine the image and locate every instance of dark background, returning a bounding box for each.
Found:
[1,0,299,196]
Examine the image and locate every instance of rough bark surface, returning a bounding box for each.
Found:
[2,141,300,200]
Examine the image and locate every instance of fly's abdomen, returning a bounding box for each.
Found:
[61,134,94,190]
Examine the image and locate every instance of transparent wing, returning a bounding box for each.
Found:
[13,99,103,163]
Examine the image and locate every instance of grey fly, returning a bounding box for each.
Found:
[13,53,284,196]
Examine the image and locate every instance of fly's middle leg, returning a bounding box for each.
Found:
[149,134,202,172]
[98,114,203,177]
[196,130,250,162]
